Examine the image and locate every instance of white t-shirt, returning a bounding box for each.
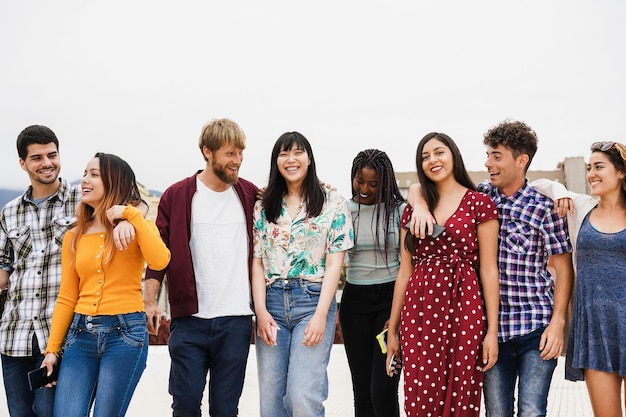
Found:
[190,178,253,319]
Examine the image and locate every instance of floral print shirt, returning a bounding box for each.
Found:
[253,189,354,284]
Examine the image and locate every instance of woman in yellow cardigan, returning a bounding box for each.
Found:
[41,152,170,417]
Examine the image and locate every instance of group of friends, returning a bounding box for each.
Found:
[0,118,623,417]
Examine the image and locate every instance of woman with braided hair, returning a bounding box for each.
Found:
[339,149,406,417]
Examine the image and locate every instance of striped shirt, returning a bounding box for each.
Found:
[0,179,79,356]
[478,180,571,342]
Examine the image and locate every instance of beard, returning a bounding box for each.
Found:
[212,160,239,185]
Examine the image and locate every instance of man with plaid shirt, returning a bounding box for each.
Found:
[0,125,138,417]
[477,120,574,417]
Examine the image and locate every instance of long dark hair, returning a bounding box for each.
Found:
[406,133,475,253]
[351,149,405,264]
[416,132,475,212]
[262,132,325,223]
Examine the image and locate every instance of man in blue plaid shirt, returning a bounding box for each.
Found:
[408,120,574,417]
[477,120,573,417]
[0,126,138,417]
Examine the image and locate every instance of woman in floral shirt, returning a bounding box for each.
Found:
[251,132,354,417]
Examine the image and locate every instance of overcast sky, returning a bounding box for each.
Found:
[1,1,625,197]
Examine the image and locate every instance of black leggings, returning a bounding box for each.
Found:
[339,281,400,417]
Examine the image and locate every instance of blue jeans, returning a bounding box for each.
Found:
[483,327,557,417]
[1,334,55,417]
[168,315,252,417]
[256,278,337,417]
[339,282,400,417]
[54,312,149,417]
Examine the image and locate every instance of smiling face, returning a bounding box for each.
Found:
[19,142,61,186]
[484,144,527,196]
[352,166,379,205]
[587,151,626,197]
[81,157,104,208]
[277,144,311,188]
[420,138,454,183]
[206,144,244,186]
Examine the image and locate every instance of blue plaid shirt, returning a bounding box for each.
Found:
[478,180,571,342]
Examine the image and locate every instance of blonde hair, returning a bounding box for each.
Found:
[198,118,246,161]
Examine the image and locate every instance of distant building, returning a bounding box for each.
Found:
[395,156,589,197]
[137,183,160,221]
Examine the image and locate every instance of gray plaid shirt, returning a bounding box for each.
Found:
[0,179,79,357]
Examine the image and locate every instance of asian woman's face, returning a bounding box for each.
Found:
[277,145,310,186]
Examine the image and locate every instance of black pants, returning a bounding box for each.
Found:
[339,281,400,417]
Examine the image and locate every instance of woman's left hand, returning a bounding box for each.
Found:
[481,332,499,372]
[302,313,326,347]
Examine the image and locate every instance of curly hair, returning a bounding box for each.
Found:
[483,120,538,173]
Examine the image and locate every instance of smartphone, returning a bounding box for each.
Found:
[428,223,446,239]
[28,363,59,391]
[403,222,445,239]
[375,328,388,354]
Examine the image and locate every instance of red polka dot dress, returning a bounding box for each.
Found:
[400,190,498,417]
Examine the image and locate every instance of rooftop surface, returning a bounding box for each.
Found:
[1,344,606,416]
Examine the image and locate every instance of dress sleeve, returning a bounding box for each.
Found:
[474,192,499,224]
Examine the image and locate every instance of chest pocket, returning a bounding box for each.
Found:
[52,216,76,247]
[8,226,32,262]
[503,221,537,255]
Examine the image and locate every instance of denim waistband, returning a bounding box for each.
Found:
[268,278,321,289]
[72,312,146,329]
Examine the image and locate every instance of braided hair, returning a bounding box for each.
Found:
[351,149,406,266]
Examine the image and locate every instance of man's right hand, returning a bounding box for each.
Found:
[144,301,161,335]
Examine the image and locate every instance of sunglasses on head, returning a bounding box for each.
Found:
[591,141,626,162]
[591,141,616,152]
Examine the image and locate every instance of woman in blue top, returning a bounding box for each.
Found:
[251,132,354,417]
[539,141,626,417]
[339,149,405,417]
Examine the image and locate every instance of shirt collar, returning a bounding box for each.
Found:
[22,178,71,204]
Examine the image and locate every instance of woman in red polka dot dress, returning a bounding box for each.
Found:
[386,132,500,417]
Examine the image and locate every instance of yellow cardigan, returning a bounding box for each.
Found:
[46,205,170,354]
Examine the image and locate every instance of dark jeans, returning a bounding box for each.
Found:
[1,334,55,417]
[339,281,400,417]
[168,315,252,417]
[483,326,558,417]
